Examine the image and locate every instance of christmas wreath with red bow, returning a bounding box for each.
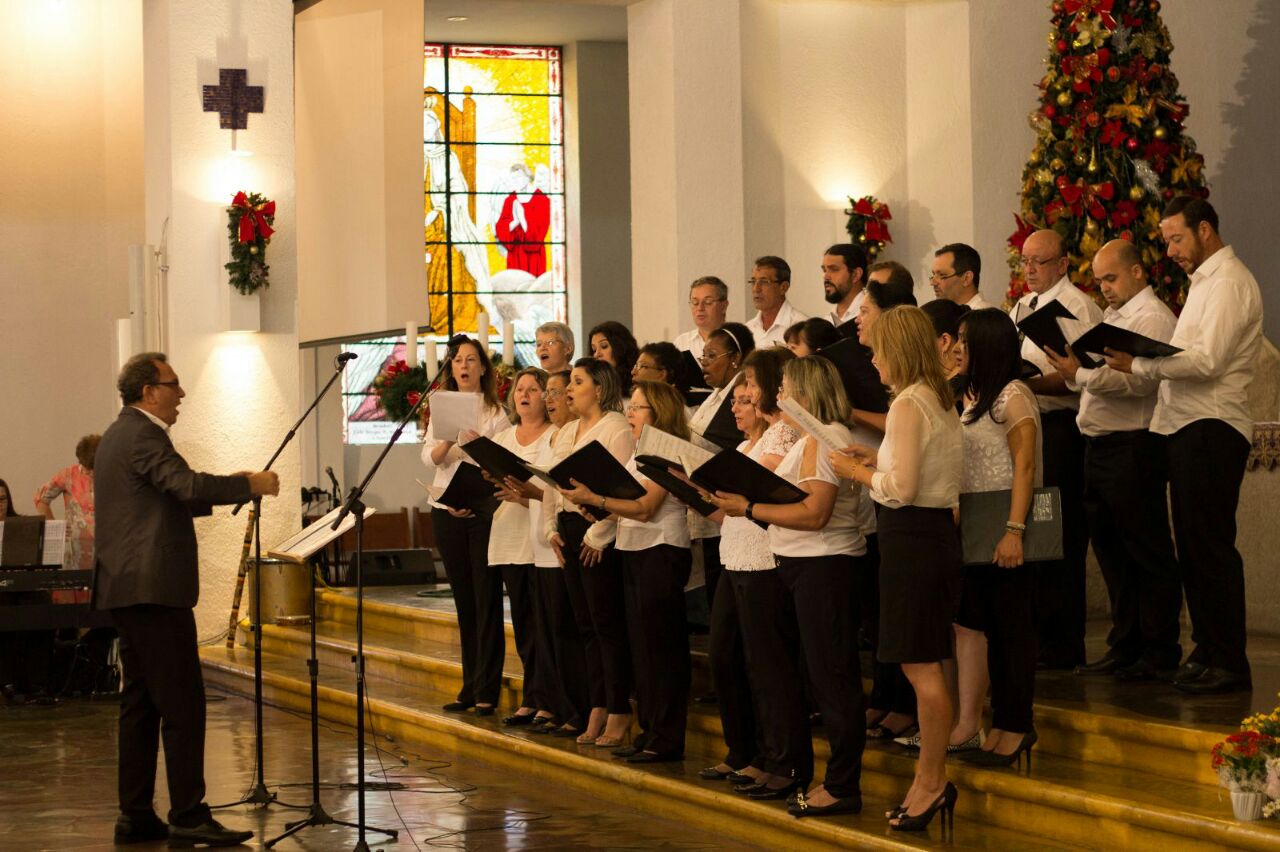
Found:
[226,190,276,295]
[844,195,893,259]
[375,360,432,422]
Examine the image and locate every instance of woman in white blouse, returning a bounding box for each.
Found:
[544,358,635,745]
[711,357,865,818]
[702,349,804,795]
[832,306,962,831]
[421,337,512,715]
[949,309,1042,771]
[487,368,558,727]
[560,380,692,762]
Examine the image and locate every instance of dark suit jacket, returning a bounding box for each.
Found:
[92,407,252,610]
[820,332,890,415]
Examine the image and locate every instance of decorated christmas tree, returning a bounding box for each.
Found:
[1006,0,1209,310]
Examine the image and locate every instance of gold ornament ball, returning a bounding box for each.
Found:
[1087,159,1099,174]
[249,246,258,255]
[1085,219,1100,234]
[1153,126,1167,140]
[1073,151,1088,166]
[1029,149,1043,164]
[1129,185,1145,201]
[1050,157,1066,172]
[857,234,867,243]
[1056,90,1073,108]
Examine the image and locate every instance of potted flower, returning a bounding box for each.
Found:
[1212,705,1279,822]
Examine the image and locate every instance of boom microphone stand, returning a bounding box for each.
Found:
[214,352,357,811]
[329,347,453,851]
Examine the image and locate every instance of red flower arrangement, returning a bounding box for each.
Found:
[1211,730,1277,793]
[844,195,893,259]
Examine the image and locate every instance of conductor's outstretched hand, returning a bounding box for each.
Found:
[248,471,280,497]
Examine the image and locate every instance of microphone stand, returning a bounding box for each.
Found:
[214,353,355,811]
[329,355,446,852]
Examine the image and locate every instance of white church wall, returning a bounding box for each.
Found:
[143,0,301,639]
[0,1,141,513]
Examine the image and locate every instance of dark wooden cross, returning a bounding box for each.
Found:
[202,68,264,130]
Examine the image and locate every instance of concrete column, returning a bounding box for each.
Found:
[142,0,300,637]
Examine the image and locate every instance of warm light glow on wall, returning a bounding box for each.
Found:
[23,0,79,40]
[204,150,257,204]
[199,335,274,418]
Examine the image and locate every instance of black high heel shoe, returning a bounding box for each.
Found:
[890,782,957,832]
[959,729,1038,772]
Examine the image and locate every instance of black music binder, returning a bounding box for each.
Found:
[698,392,743,451]
[959,487,1063,566]
[636,462,717,517]
[817,336,889,413]
[547,440,647,521]
[1015,300,1099,367]
[435,463,499,513]
[460,435,536,482]
[688,450,806,507]
[1067,321,1182,361]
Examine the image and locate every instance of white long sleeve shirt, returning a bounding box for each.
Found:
[1014,276,1104,413]
[1131,245,1262,441]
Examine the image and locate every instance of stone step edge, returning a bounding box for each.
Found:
[199,649,947,852]
[207,644,1280,852]
[310,595,1227,754]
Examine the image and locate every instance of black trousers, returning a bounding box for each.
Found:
[776,555,864,800]
[622,545,692,756]
[432,508,502,705]
[857,533,916,717]
[1083,430,1181,668]
[1035,409,1090,668]
[733,569,812,783]
[1168,420,1251,675]
[709,568,761,770]
[498,563,539,709]
[535,565,587,727]
[558,512,631,713]
[111,605,209,827]
[960,565,1036,732]
[701,536,724,612]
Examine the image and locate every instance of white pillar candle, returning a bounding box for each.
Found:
[115,318,133,373]
[404,321,418,368]
[502,320,514,365]
[476,310,489,353]
[425,337,439,377]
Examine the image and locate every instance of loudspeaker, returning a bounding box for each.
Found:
[335,548,438,587]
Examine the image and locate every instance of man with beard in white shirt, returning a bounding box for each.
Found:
[822,243,869,333]
[1044,239,1180,683]
[1104,197,1262,695]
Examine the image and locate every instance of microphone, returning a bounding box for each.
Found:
[325,466,340,497]
[337,352,358,364]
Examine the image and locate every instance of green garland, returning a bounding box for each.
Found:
[225,191,275,295]
[375,361,430,422]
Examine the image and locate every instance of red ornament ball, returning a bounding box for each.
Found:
[1056,39,1069,53]
[1106,66,1121,82]
[1125,137,1140,152]
[1044,104,1058,119]
[1087,112,1101,128]
[1052,1,1064,13]
[1162,188,1174,199]
[1164,275,1172,284]
[1120,230,1133,241]
[1055,175,1070,189]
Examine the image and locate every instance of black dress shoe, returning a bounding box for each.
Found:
[1174,667,1252,695]
[694,691,718,705]
[725,771,755,785]
[474,705,496,717]
[747,781,800,800]
[612,744,641,758]
[167,817,253,848]
[1073,656,1131,676]
[625,750,682,764]
[787,792,862,818]
[113,813,168,844]
[502,712,537,726]
[698,765,741,780]
[442,701,474,712]
[1173,661,1208,686]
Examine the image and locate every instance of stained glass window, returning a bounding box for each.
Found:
[342,43,568,445]
[424,43,568,364]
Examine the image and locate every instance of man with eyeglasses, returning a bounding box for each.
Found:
[745,255,807,349]
[1015,229,1102,671]
[94,352,278,847]
[534,321,575,373]
[930,243,991,310]
[674,276,730,361]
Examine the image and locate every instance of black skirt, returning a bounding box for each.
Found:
[876,505,963,664]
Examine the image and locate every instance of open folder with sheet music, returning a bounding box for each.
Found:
[634,424,806,517]
[1015,300,1181,368]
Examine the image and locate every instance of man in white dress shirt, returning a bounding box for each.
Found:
[1014,229,1103,669]
[931,243,992,311]
[673,276,729,362]
[822,243,868,332]
[1104,197,1261,695]
[746,256,807,349]
[1045,240,1180,682]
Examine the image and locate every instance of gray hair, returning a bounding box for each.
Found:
[536,321,575,355]
[690,276,729,302]
[117,352,168,405]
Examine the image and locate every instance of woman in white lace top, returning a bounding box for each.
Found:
[949,308,1043,772]
[832,306,963,831]
[700,349,799,789]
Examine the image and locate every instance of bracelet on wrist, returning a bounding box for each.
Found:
[745,502,755,521]
[1005,521,1026,536]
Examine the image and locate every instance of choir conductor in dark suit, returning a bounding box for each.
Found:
[94,352,279,847]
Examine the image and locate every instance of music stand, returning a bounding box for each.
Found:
[263,509,396,848]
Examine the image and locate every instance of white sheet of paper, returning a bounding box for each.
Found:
[269,505,376,562]
[779,398,846,454]
[638,424,716,471]
[42,520,67,567]
[429,390,481,442]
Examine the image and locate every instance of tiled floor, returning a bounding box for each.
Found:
[0,688,748,851]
